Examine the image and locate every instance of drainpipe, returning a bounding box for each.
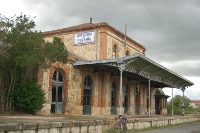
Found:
[148,80,151,117]
[95,28,99,60]
[119,67,123,115]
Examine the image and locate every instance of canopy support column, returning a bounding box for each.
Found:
[172,88,174,116]
[148,80,151,117]
[119,67,123,115]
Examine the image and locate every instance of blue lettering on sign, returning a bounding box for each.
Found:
[77,33,82,37]
[74,31,95,44]
[85,37,91,41]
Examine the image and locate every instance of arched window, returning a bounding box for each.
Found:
[126,51,130,56]
[113,45,117,59]
[84,75,92,88]
[124,86,129,114]
[51,69,64,114]
[83,75,92,115]
[53,69,64,82]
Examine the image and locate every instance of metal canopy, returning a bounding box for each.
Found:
[73,53,194,89]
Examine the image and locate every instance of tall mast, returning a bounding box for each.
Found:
[124,24,127,47]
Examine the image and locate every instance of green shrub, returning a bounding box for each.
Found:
[11,79,45,114]
[167,95,196,115]
[173,109,182,115]
[191,130,200,133]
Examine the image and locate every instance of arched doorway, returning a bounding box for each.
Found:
[111,82,117,114]
[155,97,161,114]
[124,86,129,114]
[83,75,92,115]
[51,69,64,114]
[135,87,139,114]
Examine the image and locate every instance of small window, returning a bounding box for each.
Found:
[126,51,129,56]
[58,72,63,82]
[113,45,117,59]
[84,75,92,88]
[53,72,56,81]
[111,82,117,106]
[58,86,63,102]
[53,69,64,82]
[52,86,56,102]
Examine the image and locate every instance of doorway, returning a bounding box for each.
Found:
[155,97,160,114]
[111,82,117,114]
[135,87,139,114]
[82,75,92,115]
[124,86,129,114]
[51,69,64,114]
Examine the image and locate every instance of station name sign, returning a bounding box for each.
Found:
[74,31,95,44]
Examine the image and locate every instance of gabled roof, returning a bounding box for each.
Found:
[155,88,170,98]
[73,53,194,89]
[155,88,165,95]
[68,50,88,61]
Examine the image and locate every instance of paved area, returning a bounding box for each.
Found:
[138,122,200,133]
[0,114,182,123]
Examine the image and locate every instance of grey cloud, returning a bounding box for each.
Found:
[3,0,198,100]
[21,0,200,79]
[169,65,200,77]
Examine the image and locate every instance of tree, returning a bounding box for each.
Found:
[11,78,45,114]
[167,95,192,114]
[0,14,68,113]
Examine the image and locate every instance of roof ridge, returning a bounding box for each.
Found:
[43,22,106,33]
[42,22,146,51]
[68,50,88,61]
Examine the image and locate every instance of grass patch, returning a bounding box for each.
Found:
[191,130,200,133]
[103,120,200,133]
[0,120,5,124]
[103,129,117,133]
[132,120,200,132]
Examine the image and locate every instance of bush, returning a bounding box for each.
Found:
[191,130,200,133]
[173,109,183,114]
[11,79,45,114]
[167,95,196,115]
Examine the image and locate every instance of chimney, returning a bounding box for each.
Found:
[90,17,92,24]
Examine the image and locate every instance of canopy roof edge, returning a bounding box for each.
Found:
[73,53,194,88]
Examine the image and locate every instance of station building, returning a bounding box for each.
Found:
[38,21,193,116]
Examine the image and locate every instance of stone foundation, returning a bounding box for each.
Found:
[1,116,200,133]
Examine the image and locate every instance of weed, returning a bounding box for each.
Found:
[191,130,200,133]
[0,120,5,124]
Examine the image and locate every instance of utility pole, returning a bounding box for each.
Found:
[182,88,185,116]
[124,24,127,47]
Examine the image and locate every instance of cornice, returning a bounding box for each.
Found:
[42,22,146,52]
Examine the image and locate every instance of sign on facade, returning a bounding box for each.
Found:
[74,31,95,44]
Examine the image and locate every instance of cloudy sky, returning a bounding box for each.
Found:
[1,0,200,100]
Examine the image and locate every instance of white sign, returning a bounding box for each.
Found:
[74,31,95,44]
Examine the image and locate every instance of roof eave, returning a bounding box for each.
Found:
[73,53,194,88]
